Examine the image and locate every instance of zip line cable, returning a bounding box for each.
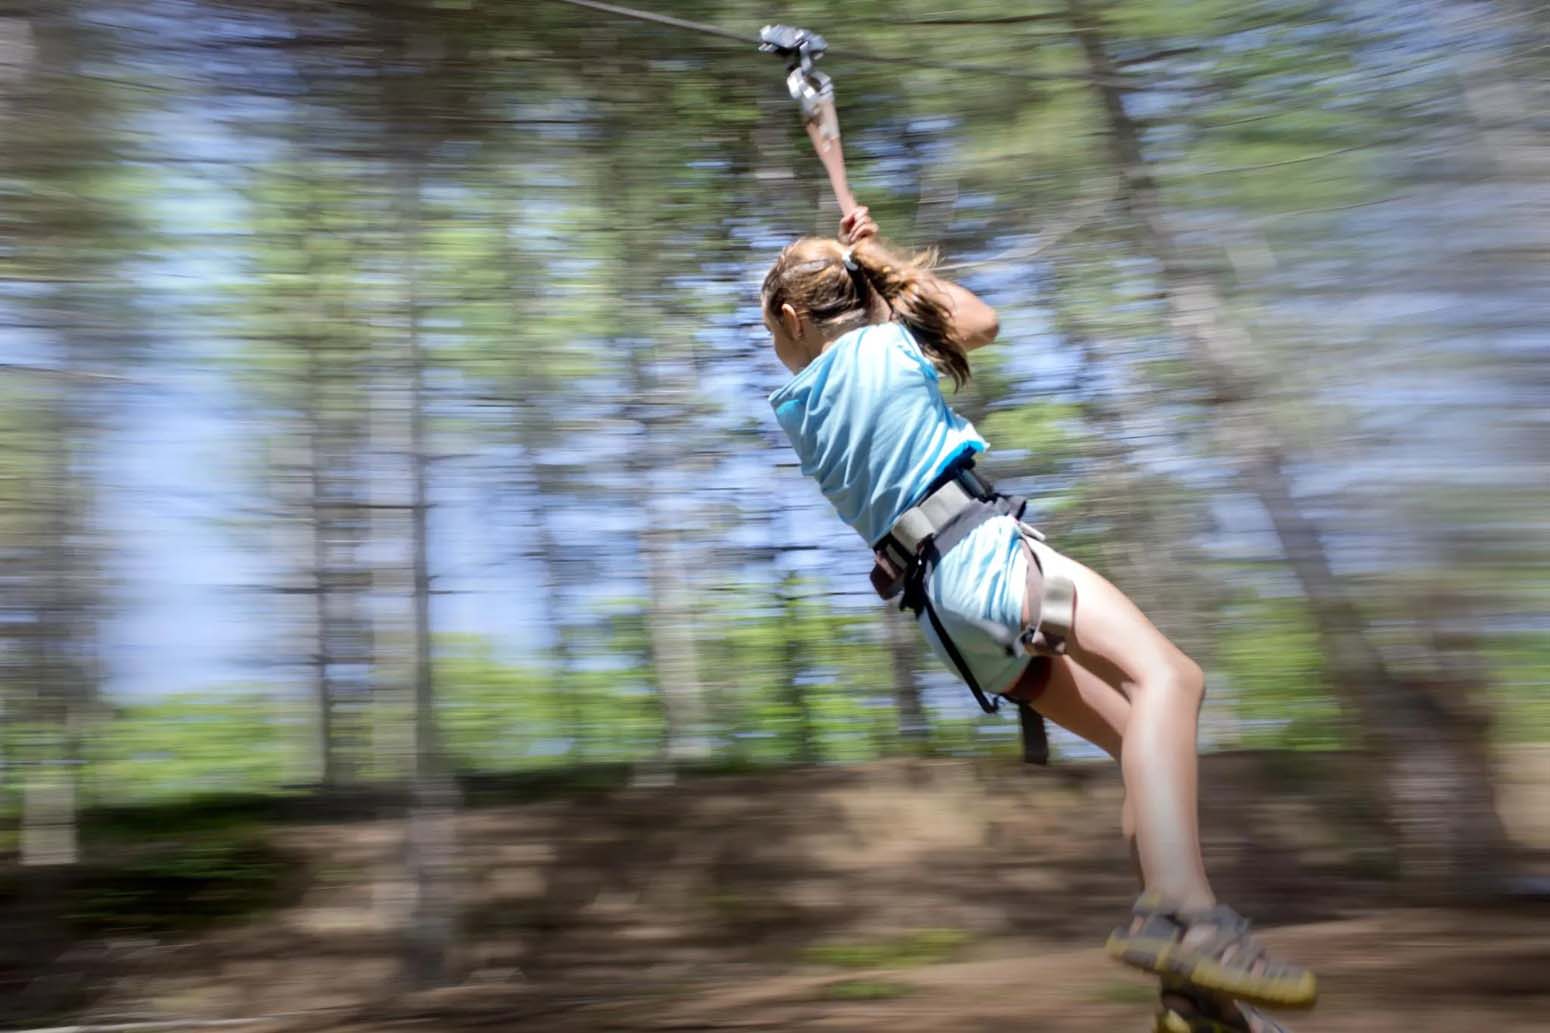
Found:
[541,0,753,45]
[539,0,1119,86]
[536,0,1132,267]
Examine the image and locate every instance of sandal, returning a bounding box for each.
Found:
[1154,978,1295,1033]
[1107,894,1317,1009]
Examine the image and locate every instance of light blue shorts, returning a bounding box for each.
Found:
[916,515,1033,697]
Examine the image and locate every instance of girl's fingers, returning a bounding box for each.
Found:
[840,206,870,242]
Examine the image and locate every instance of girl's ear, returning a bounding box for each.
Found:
[779,303,804,342]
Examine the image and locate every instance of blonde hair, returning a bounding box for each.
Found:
[761,236,972,389]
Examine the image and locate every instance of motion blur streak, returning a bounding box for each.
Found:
[1,1,1546,1030]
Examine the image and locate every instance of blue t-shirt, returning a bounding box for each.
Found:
[768,320,1033,698]
[767,321,987,546]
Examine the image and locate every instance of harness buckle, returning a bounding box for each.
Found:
[868,458,992,602]
[870,536,911,600]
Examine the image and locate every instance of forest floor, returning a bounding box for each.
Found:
[6,748,1550,1033]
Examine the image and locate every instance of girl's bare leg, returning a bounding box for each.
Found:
[1014,547,1213,910]
[1010,654,1140,879]
[1010,654,1292,1033]
[1009,544,1315,1010]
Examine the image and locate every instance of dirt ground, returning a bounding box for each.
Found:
[244,909,1550,1033]
[8,750,1550,1033]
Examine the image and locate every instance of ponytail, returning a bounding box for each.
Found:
[762,235,972,390]
[848,238,972,390]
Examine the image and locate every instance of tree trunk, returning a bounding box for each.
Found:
[24,389,84,869]
[400,158,459,990]
[779,570,820,764]
[1064,0,1508,893]
[641,518,713,766]
[304,290,339,789]
[886,608,932,753]
[609,141,713,774]
[498,208,584,758]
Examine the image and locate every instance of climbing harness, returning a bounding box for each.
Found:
[759,24,859,216]
[870,452,1078,764]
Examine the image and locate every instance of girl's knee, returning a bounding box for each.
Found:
[1140,654,1204,708]
[1177,655,1205,699]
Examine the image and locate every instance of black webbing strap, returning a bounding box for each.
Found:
[909,556,1050,766]
[899,488,1028,714]
[914,563,1000,715]
[1017,689,1051,765]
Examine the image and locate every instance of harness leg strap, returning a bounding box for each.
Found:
[1023,575,1076,655]
[1018,525,1077,657]
[1016,698,1050,766]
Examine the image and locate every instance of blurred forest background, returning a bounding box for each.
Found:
[1,0,1547,1028]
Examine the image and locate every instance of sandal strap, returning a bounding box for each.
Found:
[1178,905,1270,969]
[1128,892,1186,939]
[1179,903,1252,933]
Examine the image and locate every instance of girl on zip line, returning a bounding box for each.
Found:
[761,206,1317,1033]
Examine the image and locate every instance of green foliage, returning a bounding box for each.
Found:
[1216,593,1346,750]
[978,402,1088,474]
[83,694,303,806]
[695,581,904,766]
[1487,634,1550,744]
[1105,0,1245,39]
[1168,137,1383,214]
[436,636,573,770]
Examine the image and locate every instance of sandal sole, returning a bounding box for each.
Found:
[1107,934,1318,1009]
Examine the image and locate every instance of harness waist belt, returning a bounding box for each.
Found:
[871,458,996,586]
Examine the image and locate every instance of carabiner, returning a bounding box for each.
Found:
[760,24,838,138]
